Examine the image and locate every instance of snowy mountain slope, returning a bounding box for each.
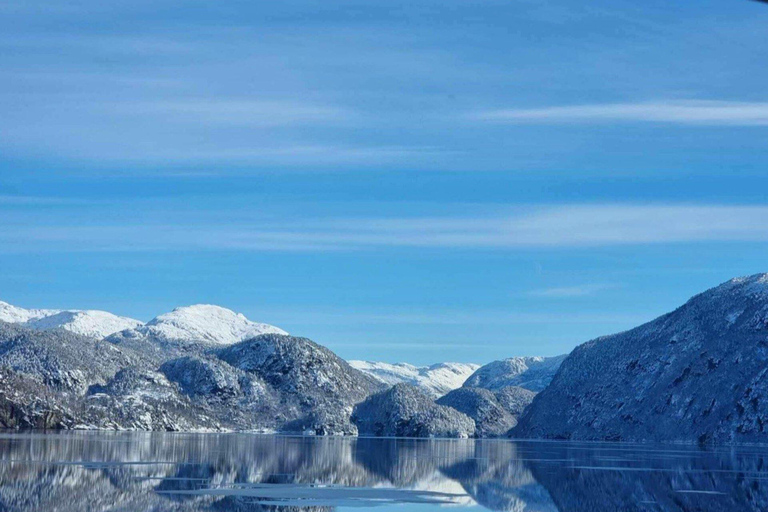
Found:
[463,355,567,392]
[133,304,287,345]
[0,300,142,339]
[437,387,517,437]
[0,321,149,395]
[0,301,58,324]
[348,361,480,397]
[26,310,143,339]
[1,300,286,345]
[220,333,385,434]
[516,273,768,443]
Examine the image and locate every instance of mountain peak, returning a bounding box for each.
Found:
[141,303,287,344]
[0,300,59,324]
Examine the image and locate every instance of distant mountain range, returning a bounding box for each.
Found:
[348,361,480,397]
[0,299,553,436]
[7,274,768,443]
[0,301,285,343]
[462,355,566,392]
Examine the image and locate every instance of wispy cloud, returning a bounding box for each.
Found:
[529,283,616,298]
[112,100,350,126]
[475,100,768,126]
[3,204,768,252]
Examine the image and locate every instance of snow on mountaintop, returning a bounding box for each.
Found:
[0,300,142,339]
[1,300,287,345]
[463,355,567,392]
[348,361,480,397]
[27,310,143,340]
[0,300,58,324]
[137,304,287,345]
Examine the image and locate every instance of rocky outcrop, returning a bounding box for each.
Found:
[516,273,768,443]
[220,334,385,435]
[219,334,383,406]
[463,355,566,392]
[352,383,476,438]
[437,387,516,437]
[0,367,76,429]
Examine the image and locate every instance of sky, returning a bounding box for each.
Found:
[1,0,768,365]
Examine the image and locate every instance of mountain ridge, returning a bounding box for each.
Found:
[0,300,286,345]
[516,273,768,443]
[348,360,480,397]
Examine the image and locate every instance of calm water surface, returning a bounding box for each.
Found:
[0,431,765,511]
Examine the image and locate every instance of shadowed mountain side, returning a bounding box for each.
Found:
[517,274,768,444]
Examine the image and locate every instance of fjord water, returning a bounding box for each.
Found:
[0,432,766,511]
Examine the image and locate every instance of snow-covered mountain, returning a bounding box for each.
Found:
[352,383,476,438]
[463,355,567,392]
[0,317,385,433]
[26,310,143,340]
[348,361,480,397]
[0,300,142,339]
[0,300,58,324]
[517,273,768,443]
[1,299,287,345]
[131,304,287,345]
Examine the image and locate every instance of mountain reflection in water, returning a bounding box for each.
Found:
[0,432,766,511]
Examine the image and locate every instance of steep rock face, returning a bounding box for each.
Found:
[136,304,286,345]
[516,273,768,443]
[493,386,537,416]
[0,367,76,429]
[348,361,480,397]
[437,387,516,437]
[219,334,385,434]
[463,355,566,392]
[352,383,476,438]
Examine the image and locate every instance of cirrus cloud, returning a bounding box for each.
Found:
[3,203,768,252]
[475,100,768,126]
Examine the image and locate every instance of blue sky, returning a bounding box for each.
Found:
[1,0,768,364]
